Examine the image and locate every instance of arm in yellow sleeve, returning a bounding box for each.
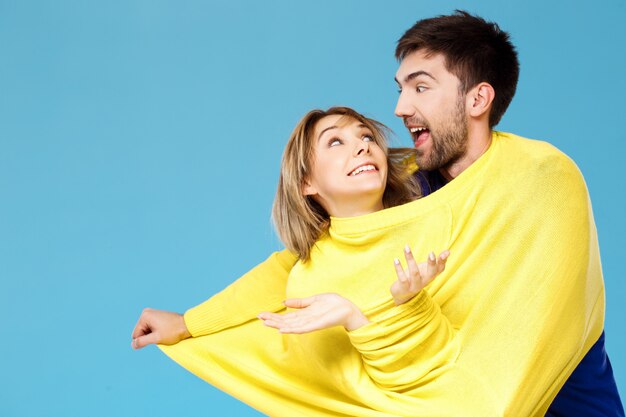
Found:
[352,152,604,415]
[348,290,458,392]
[184,249,297,337]
[487,154,605,415]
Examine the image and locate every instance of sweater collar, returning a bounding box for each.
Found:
[329,131,501,236]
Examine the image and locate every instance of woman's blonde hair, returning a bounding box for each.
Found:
[272,107,420,261]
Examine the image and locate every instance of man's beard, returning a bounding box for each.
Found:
[415,96,468,171]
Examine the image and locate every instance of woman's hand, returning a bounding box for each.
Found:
[131,308,192,349]
[258,293,369,333]
[390,246,450,305]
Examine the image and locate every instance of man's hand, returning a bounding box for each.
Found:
[258,293,369,333]
[391,246,450,305]
[131,308,192,349]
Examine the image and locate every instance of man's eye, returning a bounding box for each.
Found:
[416,86,427,93]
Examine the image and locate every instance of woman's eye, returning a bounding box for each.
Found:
[329,138,342,147]
[363,135,374,142]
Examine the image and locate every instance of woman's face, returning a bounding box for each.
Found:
[303,115,388,217]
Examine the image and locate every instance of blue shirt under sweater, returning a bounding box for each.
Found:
[415,170,624,416]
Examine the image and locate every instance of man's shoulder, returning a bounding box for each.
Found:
[496,131,565,158]
[495,131,579,173]
[492,131,587,196]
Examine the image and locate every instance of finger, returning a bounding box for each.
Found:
[404,245,421,279]
[259,311,307,328]
[258,311,294,324]
[283,296,316,309]
[132,332,160,350]
[263,314,312,333]
[131,313,152,339]
[426,251,437,278]
[437,250,450,273]
[278,319,325,334]
[257,312,276,321]
[259,318,283,330]
[393,258,408,283]
[131,321,147,339]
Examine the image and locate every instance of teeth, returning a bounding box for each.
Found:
[349,164,376,176]
[409,127,427,133]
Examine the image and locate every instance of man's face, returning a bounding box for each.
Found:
[394,50,468,171]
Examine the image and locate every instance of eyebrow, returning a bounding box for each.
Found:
[317,126,337,141]
[394,70,436,85]
[317,123,368,142]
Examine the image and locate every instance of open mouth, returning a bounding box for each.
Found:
[409,126,430,146]
[348,164,377,176]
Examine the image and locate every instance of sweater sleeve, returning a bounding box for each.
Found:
[184,249,297,337]
[489,153,605,416]
[348,290,459,392]
[350,150,604,415]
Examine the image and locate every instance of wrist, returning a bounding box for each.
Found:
[177,314,192,340]
[344,306,369,331]
[393,292,415,306]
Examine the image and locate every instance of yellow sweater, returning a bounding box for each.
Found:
[160,132,605,416]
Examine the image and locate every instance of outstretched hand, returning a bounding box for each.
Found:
[131,308,191,349]
[258,293,369,334]
[390,246,450,305]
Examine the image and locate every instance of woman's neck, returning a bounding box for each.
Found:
[326,198,384,218]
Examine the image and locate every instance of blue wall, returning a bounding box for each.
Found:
[1,1,624,415]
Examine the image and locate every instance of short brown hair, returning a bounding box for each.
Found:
[396,10,519,127]
[272,107,419,261]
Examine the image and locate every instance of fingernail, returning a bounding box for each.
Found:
[429,252,435,261]
[394,258,400,265]
[404,244,410,253]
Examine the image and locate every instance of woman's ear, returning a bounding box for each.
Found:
[302,179,317,196]
[466,82,495,119]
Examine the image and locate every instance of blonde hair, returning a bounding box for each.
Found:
[272,107,420,261]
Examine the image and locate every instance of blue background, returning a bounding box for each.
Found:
[1,1,624,415]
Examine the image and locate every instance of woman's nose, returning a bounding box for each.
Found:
[355,140,370,156]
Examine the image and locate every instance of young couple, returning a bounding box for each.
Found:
[132,11,623,417]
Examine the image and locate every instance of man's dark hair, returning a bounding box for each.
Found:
[396,10,519,127]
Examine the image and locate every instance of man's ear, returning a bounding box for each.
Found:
[466,82,495,118]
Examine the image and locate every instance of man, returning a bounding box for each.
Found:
[392,12,622,416]
[133,11,623,416]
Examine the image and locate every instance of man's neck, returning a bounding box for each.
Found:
[439,126,492,180]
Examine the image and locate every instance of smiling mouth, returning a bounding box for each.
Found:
[348,164,377,176]
[409,126,430,145]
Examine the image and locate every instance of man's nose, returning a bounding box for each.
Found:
[395,92,413,118]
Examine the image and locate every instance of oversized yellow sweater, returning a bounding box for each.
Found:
[159,132,604,416]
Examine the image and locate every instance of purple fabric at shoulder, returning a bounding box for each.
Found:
[547,332,624,417]
[414,170,447,196]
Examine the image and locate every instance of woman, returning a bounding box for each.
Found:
[259,107,448,333]
[132,107,450,416]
